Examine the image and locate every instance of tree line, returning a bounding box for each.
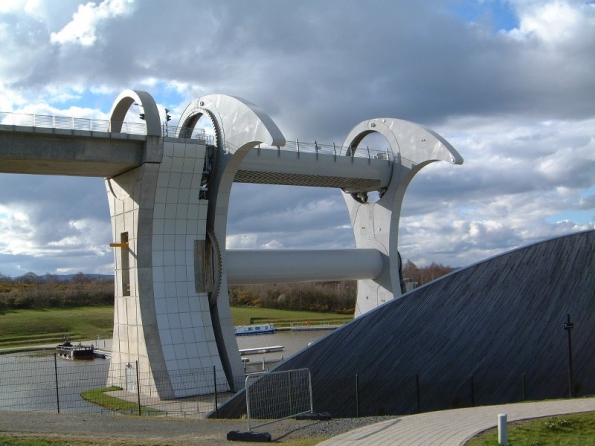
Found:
[402,260,456,289]
[0,272,113,311]
[230,260,455,313]
[229,281,357,313]
[0,260,455,313]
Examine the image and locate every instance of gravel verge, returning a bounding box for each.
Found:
[0,410,398,445]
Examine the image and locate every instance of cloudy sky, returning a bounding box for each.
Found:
[0,0,594,277]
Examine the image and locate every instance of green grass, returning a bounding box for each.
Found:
[230,307,352,327]
[0,307,113,349]
[467,411,595,445]
[0,306,352,349]
[80,386,164,416]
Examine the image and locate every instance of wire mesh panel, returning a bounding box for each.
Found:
[0,353,60,412]
[56,357,111,413]
[0,353,237,417]
[245,368,313,431]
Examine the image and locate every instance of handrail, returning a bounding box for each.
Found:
[224,139,395,160]
[162,123,215,145]
[0,111,210,142]
[0,111,394,160]
[282,140,394,160]
[0,111,144,134]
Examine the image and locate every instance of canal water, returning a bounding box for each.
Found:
[237,328,333,373]
[0,329,332,413]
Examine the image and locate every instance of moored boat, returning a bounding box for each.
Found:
[234,323,276,336]
[56,336,95,360]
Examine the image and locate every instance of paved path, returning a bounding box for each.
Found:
[319,398,595,445]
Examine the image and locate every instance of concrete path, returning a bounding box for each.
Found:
[319,398,595,446]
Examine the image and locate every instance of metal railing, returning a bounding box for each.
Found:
[0,111,208,141]
[0,110,395,161]
[227,139,395,161]
[0,111,145,135]
[313,369,594,418]
[285,140,393,160]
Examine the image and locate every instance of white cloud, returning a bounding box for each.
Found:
[50,0,135,46]
[395,112,595,267]
[0,0,30,14]
[227,234,259,249]
[1,0,594,275]
[507,0,591,44]
[0,204,36,256]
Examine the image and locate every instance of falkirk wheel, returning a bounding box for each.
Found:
[105,90,463,397]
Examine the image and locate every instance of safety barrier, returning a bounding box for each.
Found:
[0,111,399,161]
[0,111,210,142]
[245,368,313,431]
[0,353,241,418]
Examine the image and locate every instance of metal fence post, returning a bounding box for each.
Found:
[308,370,314,414]
[288,372,294,415]
[470,376,475,407]
[564,314,575,398]
[355,374,360,417]
[521,373,526,401]
[213,365,218,418]
[136,360,141,416]
[245,374,253,432]
[54,353,60,414]
[416,374,421,414]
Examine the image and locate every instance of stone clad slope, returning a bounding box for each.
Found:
[217,230,595,418]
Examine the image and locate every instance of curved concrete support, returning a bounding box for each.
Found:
[226,249,384,285]
[105,90,229,399]
[4,88,466,402]
[178,95,285,151]
[342,118,463,316]
[109,89,161,136]
[177,94,286,387]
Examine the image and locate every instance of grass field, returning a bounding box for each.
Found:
[0,306,114,349]
[0,306,352,349]
[467,411,595,445]
[231,306,352,327]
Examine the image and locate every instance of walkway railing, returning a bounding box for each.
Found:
[0,111,144,135]
[0,111,208,142]
[1,111,395,161]
[227,140,395,161]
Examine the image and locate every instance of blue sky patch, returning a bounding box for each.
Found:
[50,88,116,113]
[448,0,518,32]
[48,82,187,114]
[546,210,595,225]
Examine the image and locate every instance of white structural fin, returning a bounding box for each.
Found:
[108,89,161,136]
[342,118,463,316]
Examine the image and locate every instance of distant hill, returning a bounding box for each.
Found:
[9,272,114,283]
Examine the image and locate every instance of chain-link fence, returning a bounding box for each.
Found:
[3,351,589,420]
[311,368,593,418]
[0,353,241,418]
[245,368,313,431]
